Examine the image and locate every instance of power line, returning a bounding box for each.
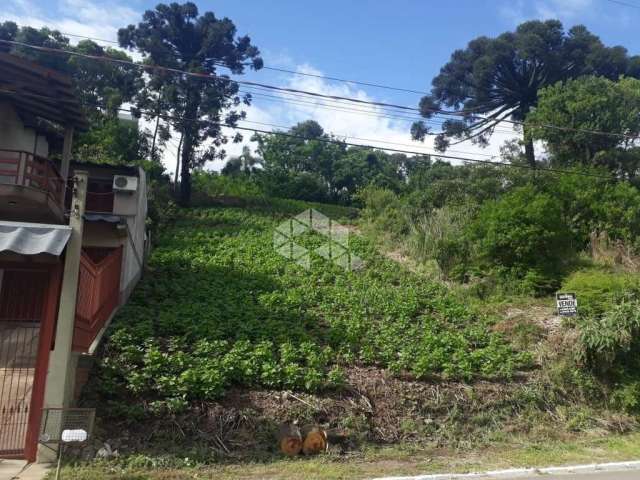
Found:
[10,22,433,96]
[2,37,635,142]
[235,118,498,157]
[0,84,615,179]
[215,61,430,96]
[241,88,517,135]
[603,0,640,9]
[112,106,616,180]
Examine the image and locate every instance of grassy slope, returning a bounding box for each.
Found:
[95,201,524,411]
[72,199,640,478]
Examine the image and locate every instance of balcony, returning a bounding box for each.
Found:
[65,180,115,214]
[0,150,65,223]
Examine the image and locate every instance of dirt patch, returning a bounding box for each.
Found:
[82,364,637,463]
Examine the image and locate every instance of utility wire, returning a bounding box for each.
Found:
[240,88,516,135]
[111,105,617,180]
[0,85,616,179]
[9,22,433,96]
[235,118,498,157]
[603,0,640,9]
[1,38,637,142]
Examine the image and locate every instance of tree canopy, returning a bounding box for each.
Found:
[248,120,411,203]
[527,76,640,179]
[118,2,263,205]
[412,20,640,167]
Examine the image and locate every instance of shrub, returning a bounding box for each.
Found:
[407,205,471,279]
[468,185,575,293]
[357,186,409,239]
[562,269,638,317]
[578,297,640,370]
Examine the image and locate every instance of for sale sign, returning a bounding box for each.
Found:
[556,292,578,316]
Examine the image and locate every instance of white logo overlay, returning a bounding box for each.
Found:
[273,209,364,271]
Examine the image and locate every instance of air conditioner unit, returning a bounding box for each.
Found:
[112,175,138,193]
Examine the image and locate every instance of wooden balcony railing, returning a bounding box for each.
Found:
[65,185,114,214]
[0,150,65,205]
[73,246,122,352]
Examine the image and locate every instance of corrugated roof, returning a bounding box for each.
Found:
[0,220,72,256]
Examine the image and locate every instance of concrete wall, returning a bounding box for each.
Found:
[0,102,49,157]
[78,166,147,302]
[119,167,147,300]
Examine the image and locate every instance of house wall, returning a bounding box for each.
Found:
[72,166,147,303]
[0,102,49,157]
[118,167,147,301]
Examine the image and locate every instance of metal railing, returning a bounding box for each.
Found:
[0,150,65,206]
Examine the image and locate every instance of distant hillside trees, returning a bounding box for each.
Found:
[245,120,412,203]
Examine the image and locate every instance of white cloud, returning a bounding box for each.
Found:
[3,0,138,43]
[499,0,631,27]
[535,0,593,20]
[202,63,518,173]
[1,4,519,174]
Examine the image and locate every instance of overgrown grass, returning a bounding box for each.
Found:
[94,202,528,415]
[52,432,640,480]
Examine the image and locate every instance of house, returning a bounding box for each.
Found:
[0,53,148,462]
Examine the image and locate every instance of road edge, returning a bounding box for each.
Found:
[373,459,640,479]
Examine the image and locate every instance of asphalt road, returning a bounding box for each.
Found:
[382,468,640,480]
[510,472,640,479]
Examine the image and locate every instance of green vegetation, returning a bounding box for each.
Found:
[96,202,527,415]
[411,19,640,166]
[52,432,640,479]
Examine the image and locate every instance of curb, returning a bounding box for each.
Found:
[373,460,640,479]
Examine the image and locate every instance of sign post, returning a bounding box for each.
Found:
[556,292,578,317]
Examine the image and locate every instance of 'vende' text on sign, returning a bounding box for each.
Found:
[556,292,578,317]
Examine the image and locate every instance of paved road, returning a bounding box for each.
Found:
[381,468,640,480]
[506,471,640,479]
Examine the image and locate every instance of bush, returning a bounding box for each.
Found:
[468,185,575,293]
[407,205,471,279]
[357,186,409,239]
[258,169,329,202]
[578,298,640,370]
[562,269,638,317]
[191,171,265,200]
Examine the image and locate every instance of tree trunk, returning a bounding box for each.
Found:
[278,423,303,456]
[151,115,161,161]
[174,132,183,187]
[180,129,193,206]
[523,125,536,168]
[301,426,327,455]
[179,91,200,206]
[524,138,536,168]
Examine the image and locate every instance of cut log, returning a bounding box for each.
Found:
[302,426,328,455]
[278,423,303,456]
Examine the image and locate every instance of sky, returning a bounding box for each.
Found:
[3,0,640,173]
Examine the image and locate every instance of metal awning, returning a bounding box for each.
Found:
[0,221,72,256]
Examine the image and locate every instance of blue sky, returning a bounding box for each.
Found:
[4,0,640,170]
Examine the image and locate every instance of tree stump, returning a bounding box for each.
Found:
[278,423,303,456]
[302,426,328,455]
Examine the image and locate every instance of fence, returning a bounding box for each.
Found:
[73,247,123,352]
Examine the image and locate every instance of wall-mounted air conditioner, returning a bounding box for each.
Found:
[113,175,138,193]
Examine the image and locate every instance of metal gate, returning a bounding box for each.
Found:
[0,268,51,459]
